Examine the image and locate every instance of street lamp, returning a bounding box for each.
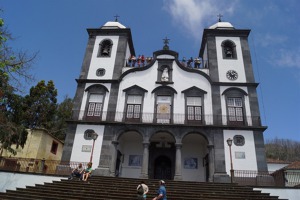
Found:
[226,138,234,183]
[90,132,99,162]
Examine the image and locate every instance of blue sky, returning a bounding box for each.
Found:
[1,0,299,142]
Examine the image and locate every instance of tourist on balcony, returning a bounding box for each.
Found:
[131,55,137,67]
[81,162,93,181]
[127,55,132,67]
[152,180,167,200]
[137,181,149,200]
[68,163,83,180]
[194,57,201,68]
[187,57,193,67]
[141,55,145,66]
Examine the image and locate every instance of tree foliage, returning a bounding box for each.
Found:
[23,80,58,130]
[265,138,300,162]
[0,13,73,156]
[0,14,36,156]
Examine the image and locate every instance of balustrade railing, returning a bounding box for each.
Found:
[0,157,88,176]
[71,110,262,127]
[233,170,300,187]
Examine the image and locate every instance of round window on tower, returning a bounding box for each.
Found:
[96,68,106,76]
[233,135,245,146]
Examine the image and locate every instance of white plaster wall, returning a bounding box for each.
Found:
[220,86,252,125]
[70,124,104,169]
[215,37,246,82]
[254,188,300,200]
[116,58,212,123]
[181,135,207,181]
[223,130,257,173]
[267,163,289,172]
[0,172,67,193]
[88,35,119,80]
[118,136,143,178]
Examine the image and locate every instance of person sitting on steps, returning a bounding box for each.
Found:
[81,162,93,181]
[68,163,83,180]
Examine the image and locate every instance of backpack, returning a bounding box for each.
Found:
[137,184,144,195]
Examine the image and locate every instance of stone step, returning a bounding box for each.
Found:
[0,176,285,200]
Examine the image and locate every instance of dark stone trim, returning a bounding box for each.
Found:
[222,87,248,96]
[76,79,119,83]
[253,131,268,171]
[151,86,177,94]
[123,85,148,93]
[212,82,259,87]
[85,84,109,92]
[87,28,135,56]
[66,120,268,131]
[181,86,207,94]
[60,124,77,162]
[240,37,255,83]
[200,29,251,56]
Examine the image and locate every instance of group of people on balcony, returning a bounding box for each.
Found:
[181,57,202,68]
[68,162,93,181]
[127,55,153,67]
[126,54,203,69]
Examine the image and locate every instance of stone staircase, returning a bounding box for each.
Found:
[0,176,288,200]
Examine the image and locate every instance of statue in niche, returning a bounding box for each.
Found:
[161,68,169,82]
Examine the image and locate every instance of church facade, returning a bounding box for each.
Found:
[61,19,268,183]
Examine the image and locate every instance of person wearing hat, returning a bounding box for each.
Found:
[152,180,167,200]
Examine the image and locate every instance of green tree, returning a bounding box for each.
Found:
[50,96,73,140]
[23,80,58,130]
[0,14,36,156]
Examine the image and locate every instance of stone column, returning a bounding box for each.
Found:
[140,142,149,179]
[207,144,214,182]
[109,141,119,177]
[174,143,182,180]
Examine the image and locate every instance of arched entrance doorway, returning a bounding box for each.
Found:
[154,155,172,180]
[149,131,175,180]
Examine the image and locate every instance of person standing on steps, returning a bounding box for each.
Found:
[152,180,167,200]
[137,181,149,200]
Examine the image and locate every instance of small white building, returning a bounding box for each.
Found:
[61,19,268,183]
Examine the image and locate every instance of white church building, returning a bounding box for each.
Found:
[61,18,268,183]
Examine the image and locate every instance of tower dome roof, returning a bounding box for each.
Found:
[101,21,126,29]
[209,21,235,30]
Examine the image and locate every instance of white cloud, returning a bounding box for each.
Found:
[163,0,237,40]
[256,33,288,48]
[273,48,300,69]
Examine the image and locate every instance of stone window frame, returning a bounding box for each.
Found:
[84,129,96,140]
[233,135,245,146]
[96,68,106,76]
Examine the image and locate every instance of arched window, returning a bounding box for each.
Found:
[84,84,108,120]
[123,85,148,122]
[221,40,237,59]
[222,88,248,125]
[98,39,113,57]
[182,86,207,125]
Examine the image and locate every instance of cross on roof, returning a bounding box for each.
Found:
[114,14,120,22]
[163,37,170,50]
[163,37,170,45]
[217,14,223,22]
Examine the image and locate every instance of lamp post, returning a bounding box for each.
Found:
[90,132,98,162]
[227,138,234,183]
